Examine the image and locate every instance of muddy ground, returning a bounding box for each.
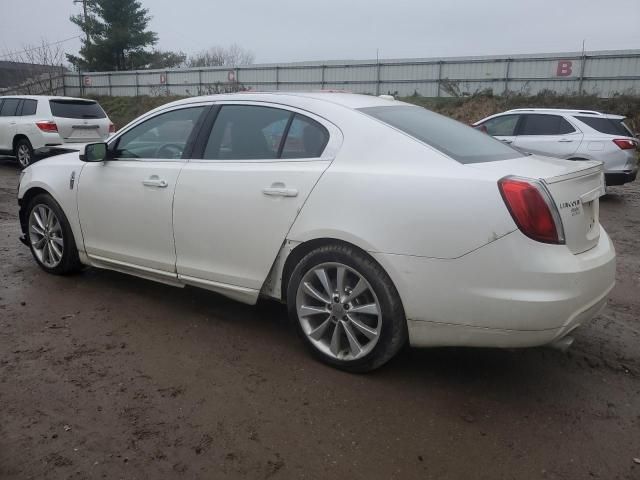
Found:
[0,156,638,480]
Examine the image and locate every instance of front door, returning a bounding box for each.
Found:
[77,105,208,275]
[173,103,337,301]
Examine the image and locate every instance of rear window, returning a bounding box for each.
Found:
[49,100,106,119]
[0,98,20,117]
[359,106,522,164]
[575,116,632,136]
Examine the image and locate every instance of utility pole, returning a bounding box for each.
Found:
[73,0,89,43]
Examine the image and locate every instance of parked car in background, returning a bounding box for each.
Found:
[17,93,615,372]
[0,95,114,168]
[473,109,638,186]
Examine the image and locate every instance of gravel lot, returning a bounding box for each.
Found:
[0,156,639,479]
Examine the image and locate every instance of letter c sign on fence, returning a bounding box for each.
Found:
[83,75,92,87]
[556,60,573,77]
[228,70,236,82]
[159,73,167,84]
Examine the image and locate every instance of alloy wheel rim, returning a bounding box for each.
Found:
[28,204,64,268]
[17,145,31,167]
[296,262,382,361]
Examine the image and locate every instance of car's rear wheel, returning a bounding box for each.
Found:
[26,193,82,275]
[15,138,33,169]
[287,244,407,372]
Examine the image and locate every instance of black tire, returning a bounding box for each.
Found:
[26,193,82,275]
[14,138,34,169]
[287,244,407,373]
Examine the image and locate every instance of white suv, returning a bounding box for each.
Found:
[0,95,113,168]
[473,108,638,186]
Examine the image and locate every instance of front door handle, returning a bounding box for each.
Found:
[142,176,168,188]
[263,183,298,197]
[558,138,574,143]
[500,138,513,144]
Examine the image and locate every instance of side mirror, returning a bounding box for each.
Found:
[80,142,108,162]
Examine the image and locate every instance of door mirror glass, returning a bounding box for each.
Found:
[81,142,108,162]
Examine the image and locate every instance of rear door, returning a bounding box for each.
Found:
[173,102,340,300]
[514,114,583,158]
[49,99,110,143]
[478,114,521,145]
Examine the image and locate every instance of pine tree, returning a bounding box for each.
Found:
[68,0,159,71]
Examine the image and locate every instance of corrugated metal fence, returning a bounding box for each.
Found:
[5,49,640,98]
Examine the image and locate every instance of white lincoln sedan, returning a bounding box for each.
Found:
[17,92,616,372]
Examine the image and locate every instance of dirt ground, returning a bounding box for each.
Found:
[0,156,638,480]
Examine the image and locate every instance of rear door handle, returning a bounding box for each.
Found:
[263,183,298,197]
[558,139,574,143]
[142,176,168,188]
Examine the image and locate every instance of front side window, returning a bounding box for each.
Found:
[115,107,205,160]
[359,105,521,164]
[204,105,292,160]
[518,114,575,135]
[0,98,20,117]
[481,115,520,137]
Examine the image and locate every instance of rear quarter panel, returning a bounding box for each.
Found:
[287,113,518,259]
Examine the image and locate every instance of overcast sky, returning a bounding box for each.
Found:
[2,0,639,64]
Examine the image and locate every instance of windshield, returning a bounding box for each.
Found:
[359,105,522,164]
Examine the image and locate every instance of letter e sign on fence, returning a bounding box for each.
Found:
[557,60,573,77]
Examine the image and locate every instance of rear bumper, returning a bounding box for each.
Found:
[605,169,637,186]
[373,227,616,348]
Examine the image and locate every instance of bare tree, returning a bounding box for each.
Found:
[1,40,67,95]
[187,44,255,68]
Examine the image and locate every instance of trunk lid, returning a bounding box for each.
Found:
[49,99,110,143]
[471,155,606,254]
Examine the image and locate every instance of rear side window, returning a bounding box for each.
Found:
[359,105,521,164]
[50,100,106,119]
[21,99,37,116]
[204,105,292,160]
[0,98,20,117]
[281,115,329,159]
[519,114,575,135]
[574,116,632,136]
[481,114,520,136]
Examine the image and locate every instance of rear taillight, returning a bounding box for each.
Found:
[612,138,636,150]
[35,120,58,133]
[109,123,116,134]
[498,176,565,245]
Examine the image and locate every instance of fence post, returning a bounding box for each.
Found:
[321,65,326,90]
[78,71,83,97]
[275,66,279,91]
[436,61,443,97]
[108,73,112,96]
[578,53,587,95]
[375,61,381,96]
[166,71,170,96]
[62,74,67,96]
[504,58,512,95]
[135,72,139,97]
[198,69,202,95]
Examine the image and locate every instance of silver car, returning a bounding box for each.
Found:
[473,108,638,186]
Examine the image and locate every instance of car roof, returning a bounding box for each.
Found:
[504,108,616,117]
[0,95,96,102]
[160,91,409,111]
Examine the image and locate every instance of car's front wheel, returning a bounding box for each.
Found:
[26,193,82,275]
[287,244,407,372]
[15,138,34,169]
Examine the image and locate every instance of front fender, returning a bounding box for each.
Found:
[18,154,86,256]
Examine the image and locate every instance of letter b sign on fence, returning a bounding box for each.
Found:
[556,60,573,77]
